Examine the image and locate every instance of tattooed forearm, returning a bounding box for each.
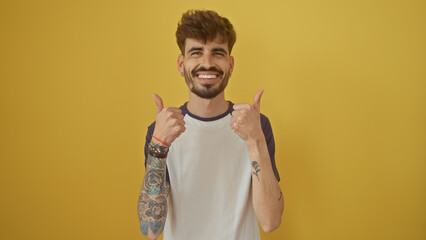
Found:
[138,194,168,235]
[252,161,261,181]
[144,167,166,195]
[138,142,170,237]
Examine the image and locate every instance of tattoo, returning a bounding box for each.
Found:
[146,154,166,167]
[138,192,150,220]
[137,147,169,237]
[251,161,261,181]
[145,195,167,220]
[141,221,165,235]
[150,160,166,168]
[144,168,165,194]
[278,191,282,201]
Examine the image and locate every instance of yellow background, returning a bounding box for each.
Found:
[0,0,425,239]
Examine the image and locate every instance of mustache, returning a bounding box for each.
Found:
[191,67,224,76]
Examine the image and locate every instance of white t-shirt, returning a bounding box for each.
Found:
[144,102,279,240]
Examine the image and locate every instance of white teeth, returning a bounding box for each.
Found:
[198,74,217,79]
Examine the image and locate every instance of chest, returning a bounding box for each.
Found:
[166,115,252,194]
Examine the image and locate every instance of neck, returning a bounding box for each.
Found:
[187,91,229,118]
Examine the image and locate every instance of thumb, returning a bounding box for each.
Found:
[253,89,263,110]
[152,93,164,113]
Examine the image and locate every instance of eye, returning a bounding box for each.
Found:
[191,51,201,56]
[214,52,225,56]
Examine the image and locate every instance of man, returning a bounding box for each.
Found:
[138,10,284,240]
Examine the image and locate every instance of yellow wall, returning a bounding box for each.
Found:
[1,0,425,239]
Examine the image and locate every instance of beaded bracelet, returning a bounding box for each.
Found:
[147,142,169,158]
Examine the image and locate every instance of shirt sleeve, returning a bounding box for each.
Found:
[260,114,280,182]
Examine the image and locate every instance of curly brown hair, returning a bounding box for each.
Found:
[176,10,236,55]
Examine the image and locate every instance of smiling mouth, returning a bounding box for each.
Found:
[192,67,223,82]
[196,74,219,80]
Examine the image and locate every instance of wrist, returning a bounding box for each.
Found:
[245,134,266,150]
[148,141,169,158]
[151,134,170,147]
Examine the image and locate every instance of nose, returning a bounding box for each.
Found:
[200,53,214,68]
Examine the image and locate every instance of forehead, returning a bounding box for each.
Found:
[184,36,229,52]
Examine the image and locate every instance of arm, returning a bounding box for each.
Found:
[247,136,284,233]
[138,94,185,239]
[138,141,170,239]
[231,90,284,233]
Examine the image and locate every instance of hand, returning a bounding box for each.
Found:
[152,94,186,146]
[230,89,264,143]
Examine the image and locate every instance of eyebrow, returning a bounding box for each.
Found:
[212,47,228,55]
[187,47,203,54]
[187,47,228,55]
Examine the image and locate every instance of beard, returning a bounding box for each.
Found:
[183,66,231,99]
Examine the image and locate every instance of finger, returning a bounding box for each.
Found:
[176,126,186,137]
[233,103,251,110]
[230,119,235,129]
[176,113,185,120]
[232,109,247,117]
[164,107,182,113]
[176,119,185,126]
[169,111,184,120]
[153,94,164,113]
[230,122,236,130]
[253,89,264,111]
[231,112,241,120]
[174,125,185,134]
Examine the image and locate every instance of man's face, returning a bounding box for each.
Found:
[177,36,234,99]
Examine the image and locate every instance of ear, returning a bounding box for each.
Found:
[229,55,235,75]
[177,54,184,75]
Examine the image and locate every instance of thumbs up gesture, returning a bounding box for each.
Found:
[230,90,264,142]
[152,94,186,146]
